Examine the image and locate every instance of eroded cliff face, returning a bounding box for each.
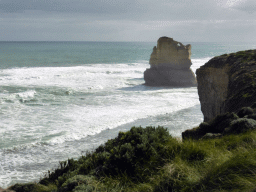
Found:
[144,36,197,86]
[196,49,256,122]
[149,37,192,70]
[197,64,230,122]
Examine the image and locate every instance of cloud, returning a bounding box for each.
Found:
[0,0,235,20]
[0,0,146,16]
[226,0,256,13]
[139,19,256,42]
[0,0,255,41]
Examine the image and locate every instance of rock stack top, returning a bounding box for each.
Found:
[149,36,192,70]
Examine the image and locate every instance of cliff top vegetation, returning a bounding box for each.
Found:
[10,121,256,192]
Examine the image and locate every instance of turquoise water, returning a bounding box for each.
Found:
[0,41,154,68]
[0,41,255,187]
[1,41,254,68]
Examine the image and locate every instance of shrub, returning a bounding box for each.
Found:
[182,126,202,140]
[182,123,212,140]
[251,102,256,109]
[40,159,78,187]
[198,122,210,132]
[80,126,176,181]
[10,183,56,192]
[11,126,256,192]
[237,107,254,118]
[248,114,256,120]
[201,133,222,140]
[182,112,239,140]
[59,175,94,192]
[37,126,175,188]
[225,118,256,134]
[10,183,36,192]
[208,112,239,133]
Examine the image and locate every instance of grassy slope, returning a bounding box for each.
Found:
[10,126,256,192]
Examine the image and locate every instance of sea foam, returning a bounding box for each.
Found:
[0,59,208,188]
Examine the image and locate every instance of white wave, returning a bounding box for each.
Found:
[46,87,200,145]
[191,57,212,73]
[0,62,203,188]
[0,90,37,104]
[0,88,201,188]
[0,59,209,91]
[16,90,36,99]
[0,63,147,93]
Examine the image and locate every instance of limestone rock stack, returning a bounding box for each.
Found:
[144,37,197,86]
[196,49,256,122]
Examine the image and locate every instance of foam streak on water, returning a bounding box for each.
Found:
[0,59,207,187]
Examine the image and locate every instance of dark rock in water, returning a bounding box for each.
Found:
[196,49,256,122]
[144,36,197,87]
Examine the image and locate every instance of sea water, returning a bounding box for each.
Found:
[0,41,255,187]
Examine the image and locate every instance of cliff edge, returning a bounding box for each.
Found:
[196,49,256,122]
[144,36,197,86]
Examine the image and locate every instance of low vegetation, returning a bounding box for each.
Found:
[182,103,256,140]
[10,118,256,192]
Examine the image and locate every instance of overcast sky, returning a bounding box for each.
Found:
[0,0,255,42]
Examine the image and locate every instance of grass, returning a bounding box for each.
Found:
[234,50,256,63]
[9,126,256,192]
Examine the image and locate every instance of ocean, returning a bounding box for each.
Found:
[0,41,255,188]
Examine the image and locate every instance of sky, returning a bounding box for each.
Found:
[0,0,255,42]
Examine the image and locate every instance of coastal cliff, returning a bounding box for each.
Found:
[182,49,256,140]
[144,37,197,86]
[197,49,256,122]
